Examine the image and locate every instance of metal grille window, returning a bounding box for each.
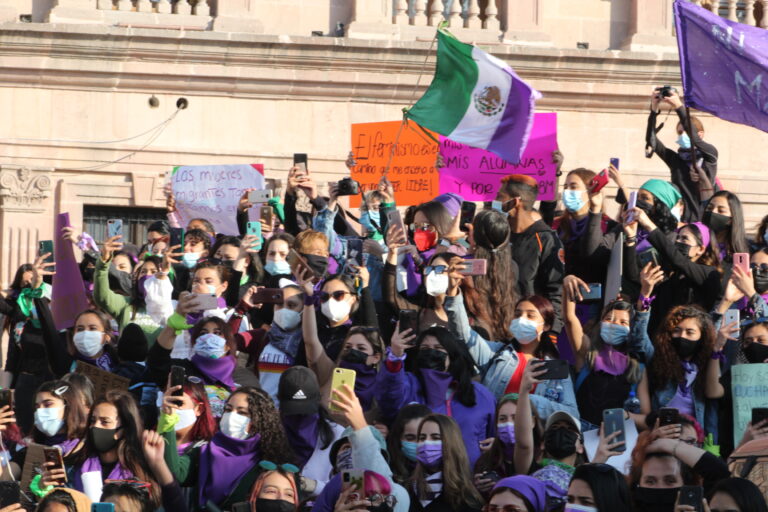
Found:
[83,205,167,249]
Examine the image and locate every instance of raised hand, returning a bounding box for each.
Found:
[390,322,416,358]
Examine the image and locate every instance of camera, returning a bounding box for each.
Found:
[336,177,360,196]
[656,85,678,98]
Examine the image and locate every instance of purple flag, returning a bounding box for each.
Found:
[52,212,89,330]
[675,0,768,132]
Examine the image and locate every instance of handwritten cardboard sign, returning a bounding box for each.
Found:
[732,363,768,447]
[171,164,265,235]
[437,112,558,201]
[350,121,439,207]
[76,361,130,399]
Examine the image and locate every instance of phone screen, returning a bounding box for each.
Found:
[170,365,186,397]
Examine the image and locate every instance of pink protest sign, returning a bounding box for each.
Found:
[438,112,558,201]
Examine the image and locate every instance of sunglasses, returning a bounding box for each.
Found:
[424,265,447,275]
[259,460,300,473]
[369,494,398,507]
[319,290,353,303]
[752,263,768,273]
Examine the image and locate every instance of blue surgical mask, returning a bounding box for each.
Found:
[600,321,630,346]
[194,333,227,359]
[562,190,586,212]
[182,252,202,269]
[264,259,291,276]
[401,440,418,462]
[509,317,541,344]
[491,200,505,213]
[677,133,691,149]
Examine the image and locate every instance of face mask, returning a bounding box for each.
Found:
[264,260,291,276]
[424,271,449,296]
[636,199,654,215]
[254,499,295,512]
[73,330,104,358]
[174,408,198,431]
[321,298,351,323]
[743,341,768,364]
[181,252,202,269]
[416,348,448,372]
[544,428,579,459]
[302,254,328,277]
[401,440,418,462]
[491,200,505,213]
[108,266,133,295]
[633,486,679,511]
[510,317,541,344]
[675,241,693,258]
[562,190,586,212]
[34,407,64,437]
[341,348,369,365]
[671,205,683,222]
[414,230,438,252]
[416,440,443,468]
[600,322,630,346]
[336,447,354,471]
[273,308,301,331]
[703,210,731,233]
[671,336,699,359]
[220,411,251,440]
[497,422,515,446]
[755,272,768,294]
[677,132,691,149]
[194,333,228,359]
[91,427,119,453]
[82,268,95,282]
[565,506,598,512]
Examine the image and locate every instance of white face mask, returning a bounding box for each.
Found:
[73,330,104,358]
[273,308,301,331]
[671,205,683,222]
[509,317,541,344]
[321,298,351,323]
[565,505,598,512]
[425,271,449,296]
[194,333,228,359]
[34,407,65,437]
[220,411,251,440]
[174,408,198,432]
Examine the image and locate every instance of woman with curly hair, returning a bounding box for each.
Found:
[634,305,724,439]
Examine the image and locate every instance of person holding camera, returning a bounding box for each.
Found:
[646,87,718,223]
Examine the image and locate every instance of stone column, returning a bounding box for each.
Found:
[347,0,400,40]
[46,0,104,23]
[500,0,552,46]
[621,0,677,52]
[0,166,53,288]
[212,0,264,33]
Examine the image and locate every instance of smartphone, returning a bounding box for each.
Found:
[169,227,184,249]
[170,365,186,397]
[248,189,272,203]
[590,169,610,194]
[724,308,740,328]
[638,248,660,269]
[625,191,638,224]
[678,485,703,511]
[734,253,750,274]
[0,482,19,508]
[341,469,365,502]
[91,504,116,512]
[482,470,501,483]
[260,205,274,226]
[330,368,356,412]
[0,390,14,411]
[537,359,569,380]
[602,408,626,452]
[458,259,487,276]
[459,202,477,231]
[190,293,219,311]
[288,249,319,283]
[398,309,418,336]
[610,157,620,170]
[659,407,680,427]
[107,219,123,239]
[581,283,602,301]
[246,221,263,251]
[293,153,308,173]
[43,446,66,483]
[347,238,364,267]
[252,288,284,304]
[386,209,407,243]
[752,407,768,427]
[38,240,54,265]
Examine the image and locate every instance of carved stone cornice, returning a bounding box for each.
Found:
[0,166,52,212]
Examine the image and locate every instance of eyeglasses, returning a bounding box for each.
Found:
[409,222,436,232]
[259,460,300,473]
[752,263,768,273]
[319,290,353,302]
[484,505,527,512]
[424,265,447,275]
[369,494,398,507]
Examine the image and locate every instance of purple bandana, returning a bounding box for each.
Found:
[419,369,454,410]
[191,354,236,389]
[337,360,377,411]
[281,413,319,467]
[593,346,629,376]
[198,431,261,507]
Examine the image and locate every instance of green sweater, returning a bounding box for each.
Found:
[92,258,163,346]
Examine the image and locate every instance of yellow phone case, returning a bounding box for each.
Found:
[330,368,356,412]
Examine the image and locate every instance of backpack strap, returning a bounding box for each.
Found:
[575,364,590,392]
[739,456,758,479]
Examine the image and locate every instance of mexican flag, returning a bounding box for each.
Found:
[407,29,541,164]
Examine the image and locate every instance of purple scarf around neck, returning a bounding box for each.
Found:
[191,354,236,389]
[72,455,134,496]
[44,434,81,456]
[186,296,227,325]
[337,360,377,410]
[593,346,629,376]
[198,431,261,507]
[419,369,454,410]
[281,413,319,467]
[568,215,589,240]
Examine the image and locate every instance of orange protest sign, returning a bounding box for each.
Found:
[350,120,439,207]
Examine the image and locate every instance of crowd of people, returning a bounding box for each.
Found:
[1,89,767,512]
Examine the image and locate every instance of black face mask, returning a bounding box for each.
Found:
[703,210,731,233]
[632,486,679,512]
[302,253,329,277]
[674,241,693,258]
[543,428,579,459]
[743,341,768,364]
[341,348,369,365]
[670,336,699,359]
[108,266,133,296]
[416,348,448,372]
[636,199,654,215]
[82,268,95,282]
[754,271,768,294]
[91,427,120,453]
[368,504,394,512]
[255,498,295,512]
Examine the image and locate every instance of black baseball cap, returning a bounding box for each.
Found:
[278,366,321,415]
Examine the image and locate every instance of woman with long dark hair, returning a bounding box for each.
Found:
[378,326,495,466]
[386,403,432,486]
[566,463,632,511]
[703,190,749,262]
[707,477,768,512]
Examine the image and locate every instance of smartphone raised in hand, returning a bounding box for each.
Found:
[170,365,186,397]
[0,390,14,412]
[43,446,67,484]
[107,219,123,239]
[625,191,638,224]
[38,240,55,265]
[659,407,680,427]
[398,310,418,336]
[602,408,626,452]
[678,485,703,512]
[293,153,308,173]
[536,359,569,380]
[459,202,477,232]
[329,368,356,412]
[590,169,609,194]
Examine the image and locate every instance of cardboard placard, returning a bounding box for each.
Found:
[20,443,46,491]
[732,363,768,447]
[75,361,130,398]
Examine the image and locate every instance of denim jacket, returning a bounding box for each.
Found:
[444,293,580,420]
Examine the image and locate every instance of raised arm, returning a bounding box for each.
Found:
[561,275,592,371]
[297,269,335,387]
[514,361,546,475]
